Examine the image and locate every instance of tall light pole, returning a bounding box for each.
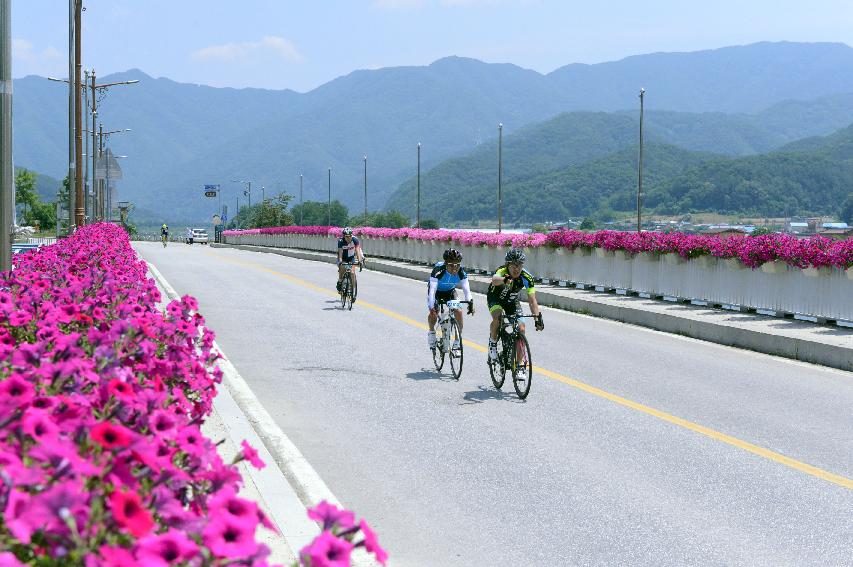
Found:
[363,155,368,219]
[416,142,421,228]
[95,127,130,220]
[104,151,126,222]
[231,179,252,207]
[497,123,503,233]
[637,88,645,233]
[327,167,332,226]
[0,0,11,270]
[74,0,83,227]
[299,173,303,225]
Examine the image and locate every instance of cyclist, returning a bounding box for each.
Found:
[336,227,365,298]
[427,248,475,349]
[161,224,169,247]
[487,247,544,361]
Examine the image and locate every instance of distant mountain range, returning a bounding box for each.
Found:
[385,113,853,223]
[13,41,853,222]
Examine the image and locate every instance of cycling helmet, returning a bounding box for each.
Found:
[443,248,462,263]
[505,247,526,264]
[342,227,353,236]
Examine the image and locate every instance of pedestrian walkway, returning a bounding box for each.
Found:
[212,243,853,372]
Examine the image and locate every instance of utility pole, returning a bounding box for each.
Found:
[498,123,503,233]
[416,143,421,228]
[0,0,12,271]
[66,0,76,234]
[637,88,645,233]
[363,155,367,219]
[327,167,331,226]
[299,174,303,225]
[74,0,84,227]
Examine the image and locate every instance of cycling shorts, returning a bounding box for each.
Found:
[487,297,521,315]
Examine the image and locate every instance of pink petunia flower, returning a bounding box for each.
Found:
[359,519,388,565]
[300,530,354,567]
[238,439,266,469]
[307,500,355,531]
[135,529,199,566]
[109,490,155,538]
[202,516,259,558]
[91,421,134,450]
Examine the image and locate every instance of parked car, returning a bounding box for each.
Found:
[191,228,209,244]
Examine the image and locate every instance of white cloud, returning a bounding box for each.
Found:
[191,36,303,64]
[12,39,62,64]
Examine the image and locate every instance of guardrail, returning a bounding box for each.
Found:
[223,233,853,322]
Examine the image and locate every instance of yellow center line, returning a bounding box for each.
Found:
[209,250,853,490]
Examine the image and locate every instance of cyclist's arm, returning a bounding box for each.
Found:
[490,267,508,286]
[337,246,343,263]
[527,291,541,317]
[356,244,365,262]
[427,277,439,310]
[460,278,472,302]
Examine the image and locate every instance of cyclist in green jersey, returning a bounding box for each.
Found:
[486,248,544,361]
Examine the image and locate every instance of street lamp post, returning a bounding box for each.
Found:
[363,155,367,219]
[104,152,127,222]
[261,186,265,201]
[416,143,421,228]
[0,0,11,270]
[327,167,331,226]
[637,88,645,233]
[498,123,503,233]
[230,180,252,208]
[299,174,303,225]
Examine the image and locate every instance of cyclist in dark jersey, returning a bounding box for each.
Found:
[487,248,544,361]
[336,227,365,296]
[427,248,475,348]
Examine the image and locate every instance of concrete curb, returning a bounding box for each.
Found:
[211,243,853,372]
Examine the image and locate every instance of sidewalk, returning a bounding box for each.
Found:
[212,243,853,372]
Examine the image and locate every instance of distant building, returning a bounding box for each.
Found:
[819,228,853,240]
[705,227,748,238]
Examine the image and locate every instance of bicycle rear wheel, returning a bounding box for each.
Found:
[489,337,506,389]
[512,333,533,399]
[448,318,463,380]
[432,321,446,371]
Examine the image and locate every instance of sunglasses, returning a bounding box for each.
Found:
[446,262,461,268]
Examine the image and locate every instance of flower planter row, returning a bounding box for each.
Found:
[224,233,853,321]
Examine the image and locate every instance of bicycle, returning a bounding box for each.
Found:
[339,261,362,310]
[431,299,471,380]
[161,233,168,248]
[488,311,535,399]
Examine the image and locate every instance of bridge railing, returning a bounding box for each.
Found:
[223,232,853,322]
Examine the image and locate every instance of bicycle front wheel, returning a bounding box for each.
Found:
[512,333,533,399]
[340,275,350,310]
[432,324,445,372]
[489,337,506,389]
[448,318,463,380]
[348,278,357,311]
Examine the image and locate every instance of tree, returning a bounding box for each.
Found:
[419,219,439,229]
[15,169,37,221]
[841,192,853,225]
[579,217,596,230]
[252,194,294,228]
[291,200,349,226]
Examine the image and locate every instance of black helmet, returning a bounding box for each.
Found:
[342,227,353,236]
[443,248,462,263]
[505,247,526,264]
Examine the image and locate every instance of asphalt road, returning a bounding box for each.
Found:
[135,242,853,567]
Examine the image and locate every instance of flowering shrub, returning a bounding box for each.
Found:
[0,224,387,567]
[223,225,853,270]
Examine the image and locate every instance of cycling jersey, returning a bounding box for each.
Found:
[337,237,360,262]
[487,265,536,311]
[427,261,472,309]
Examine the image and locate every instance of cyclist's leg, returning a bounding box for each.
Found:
[337,262,345,289]
[488,301,504,341]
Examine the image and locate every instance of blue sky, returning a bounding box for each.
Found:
[13,0,853,92]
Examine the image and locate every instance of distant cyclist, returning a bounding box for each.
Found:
[336,227,365,297]
[487,248,544,361]
[427,248,475,349]
[161,224,169,247]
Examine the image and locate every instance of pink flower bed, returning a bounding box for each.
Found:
[0,224,386,566]
[223,225,853,270]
